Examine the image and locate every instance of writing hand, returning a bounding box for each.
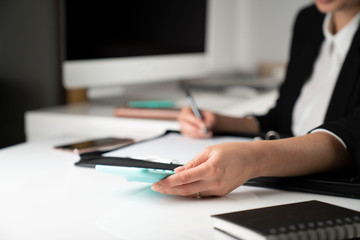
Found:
[178,107,216,138]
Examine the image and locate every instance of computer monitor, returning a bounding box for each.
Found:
[61,0,208,90]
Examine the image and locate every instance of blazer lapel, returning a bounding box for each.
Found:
[325,26,360,121]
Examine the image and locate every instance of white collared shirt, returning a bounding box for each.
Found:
[292,12,360,140]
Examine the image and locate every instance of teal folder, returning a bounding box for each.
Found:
[96,165,174,183]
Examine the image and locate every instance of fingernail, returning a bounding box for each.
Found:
[151,183,163,191]
[174,166,185,172]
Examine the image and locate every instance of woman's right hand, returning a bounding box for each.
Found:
[178,107,216,138]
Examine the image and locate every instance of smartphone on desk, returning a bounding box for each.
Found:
[54,137,134,154]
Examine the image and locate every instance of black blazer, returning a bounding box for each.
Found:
[256,5,360,171]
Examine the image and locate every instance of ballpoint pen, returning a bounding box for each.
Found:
[181,82,209,134]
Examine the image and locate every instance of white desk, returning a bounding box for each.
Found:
[24,102,180,142]
[1,136,360,240]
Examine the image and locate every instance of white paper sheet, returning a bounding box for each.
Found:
[103,132,251,164]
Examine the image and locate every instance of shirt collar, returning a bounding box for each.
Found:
[323,12,360,59]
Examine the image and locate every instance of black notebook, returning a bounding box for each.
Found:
[211,200,360,240]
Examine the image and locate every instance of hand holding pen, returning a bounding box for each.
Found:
[180,82,216,138]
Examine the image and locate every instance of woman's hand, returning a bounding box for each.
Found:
[151,131,351,198]
[178,107,216,138]
[151,141,260,197]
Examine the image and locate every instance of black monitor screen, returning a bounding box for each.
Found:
[64,0,207,60]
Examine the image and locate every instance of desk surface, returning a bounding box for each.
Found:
[1,136,360,240]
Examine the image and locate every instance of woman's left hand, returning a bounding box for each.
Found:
[151,141,260,197]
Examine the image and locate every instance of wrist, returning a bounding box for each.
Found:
[212,115,260,133]
[244,115,260,132]
[250,140,273,178]
[211,113,224,132]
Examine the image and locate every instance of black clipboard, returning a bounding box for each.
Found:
[75,130,262,169]
[75,130,184,170]
[74,130,260,183]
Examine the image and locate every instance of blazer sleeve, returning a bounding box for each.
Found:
[316,108,360,172]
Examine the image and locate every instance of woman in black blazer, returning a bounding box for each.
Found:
[152,0,360,197]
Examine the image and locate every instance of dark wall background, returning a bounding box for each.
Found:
[0,0,65,148]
